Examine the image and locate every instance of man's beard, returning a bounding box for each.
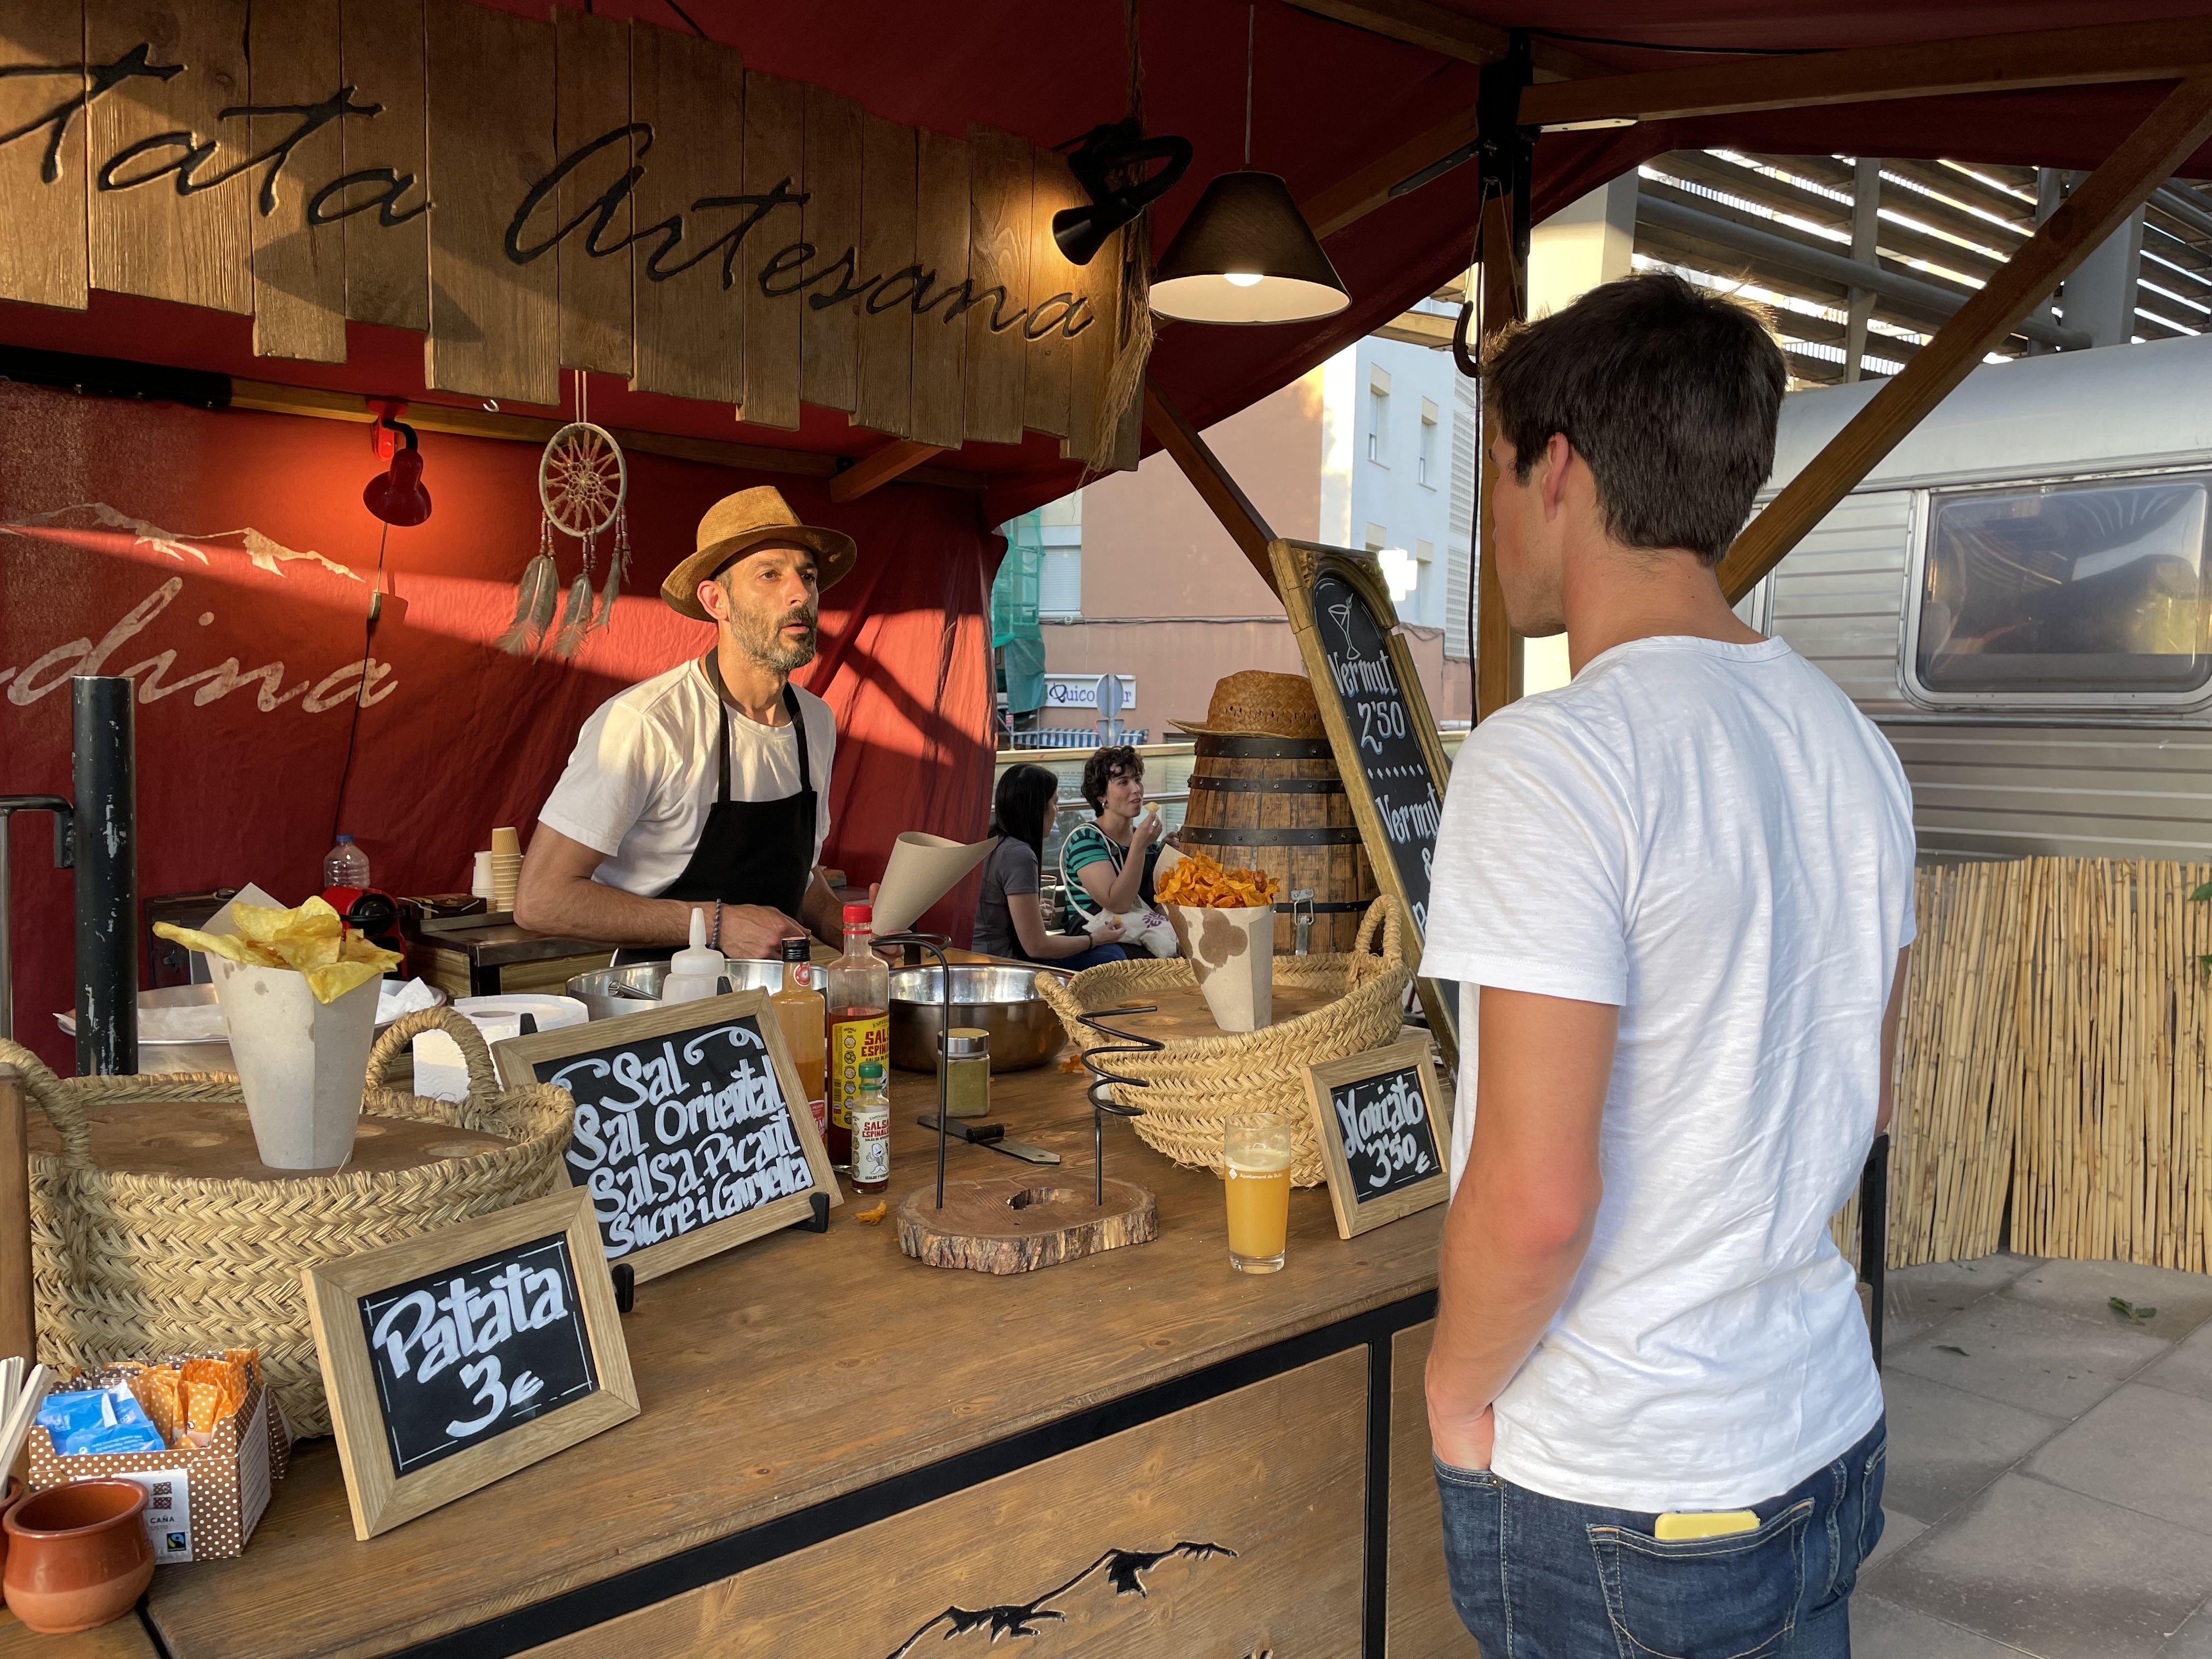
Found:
[733,602,819,672]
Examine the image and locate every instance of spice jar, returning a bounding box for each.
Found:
[943,1027,991,1119]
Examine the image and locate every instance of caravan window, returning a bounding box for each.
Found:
[1912,472,2212,701]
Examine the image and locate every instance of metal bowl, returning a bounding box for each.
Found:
[565,958,788,1020]
[887,963,1069,1073]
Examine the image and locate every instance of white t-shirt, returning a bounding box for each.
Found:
[1424,635,1915,1513]
[537,659,834,896]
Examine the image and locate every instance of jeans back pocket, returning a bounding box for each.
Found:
[1587,1498,1813,1659]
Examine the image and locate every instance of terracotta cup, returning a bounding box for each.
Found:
[0,1476,21,1600]
[3,1480,156,1634]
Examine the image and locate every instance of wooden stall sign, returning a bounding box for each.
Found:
[1303,1038,1451,1238]
[1269,539,1459,1059]
[0,0,1133,458]
[303,1187,639,1541]
[492,990,843,1283]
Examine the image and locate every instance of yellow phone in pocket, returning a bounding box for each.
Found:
[1655,1509,1759,1542]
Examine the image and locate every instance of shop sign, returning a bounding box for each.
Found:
[0,0,1135,464]
[1042,674,1136,710]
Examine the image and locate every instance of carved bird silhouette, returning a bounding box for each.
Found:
[884,1540,1239,1656]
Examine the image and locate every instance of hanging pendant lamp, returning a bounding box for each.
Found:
[1150,5,1348,325]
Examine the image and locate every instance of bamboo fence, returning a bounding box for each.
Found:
[1837,857,2212,1272]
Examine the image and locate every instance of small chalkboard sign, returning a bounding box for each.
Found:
[303,1188,638,1539]
[1302,1038,1452,1238]
[1269,539,1458,1062]
[492,990,843,1285]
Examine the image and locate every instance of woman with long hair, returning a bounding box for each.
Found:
[972,764,1127,968]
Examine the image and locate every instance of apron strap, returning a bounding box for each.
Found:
[703,654,811,805]
[783,681,812,797]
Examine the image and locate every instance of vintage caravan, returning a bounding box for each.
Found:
[1752,333,2212,861]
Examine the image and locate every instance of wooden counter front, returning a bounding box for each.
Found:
[130,1058,1448,1659]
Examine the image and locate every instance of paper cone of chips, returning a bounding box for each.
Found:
[1158,851,1280,1034]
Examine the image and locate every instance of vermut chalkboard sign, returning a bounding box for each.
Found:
[304,1188,639,1539]
[493,989,843,1285]
[1269,539,1458,1059]
[1302,1038,1453,1239]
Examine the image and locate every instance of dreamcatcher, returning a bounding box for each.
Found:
[498,372,631,657]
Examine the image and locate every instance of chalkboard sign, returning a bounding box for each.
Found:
[304,1189,639,1539]
[1271,539,1458,1060]
[1302,1038,1452,1238]
[493,989,843,1285]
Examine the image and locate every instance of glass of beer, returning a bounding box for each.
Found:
[1223,1118,1294,1273]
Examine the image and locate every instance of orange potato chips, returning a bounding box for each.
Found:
[1156,850,1279,909]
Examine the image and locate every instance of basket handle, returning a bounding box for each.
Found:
[366,1006,502,1116]
[0,1039,93,1170]
[1355,895,1404,963]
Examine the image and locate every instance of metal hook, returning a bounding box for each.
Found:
[1077,1007,1161,1205]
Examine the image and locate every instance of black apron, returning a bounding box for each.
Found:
[615,658,816,964]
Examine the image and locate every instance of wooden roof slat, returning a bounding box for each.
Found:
[1633,218,1966,349]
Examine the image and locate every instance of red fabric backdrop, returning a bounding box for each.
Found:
[0,380,993,1072]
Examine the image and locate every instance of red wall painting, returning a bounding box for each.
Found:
[0,381,994,1072]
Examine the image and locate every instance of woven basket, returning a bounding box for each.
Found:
[1039,898,1412,1187]
[2,1007,574,1436]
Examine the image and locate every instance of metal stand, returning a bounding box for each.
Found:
[1075,1007,1160,1205]
[0,796,72,1043]
[72,678,137,1077]
[877,932,953,1207]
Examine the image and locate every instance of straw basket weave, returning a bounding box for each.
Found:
[1039,898,1412,1187]
[1,1007,573,1436]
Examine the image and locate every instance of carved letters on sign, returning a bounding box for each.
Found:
[0,1,1126,461]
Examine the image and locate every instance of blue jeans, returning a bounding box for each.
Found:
[1435,1416,1887,1658]
[1049,941,1128,971]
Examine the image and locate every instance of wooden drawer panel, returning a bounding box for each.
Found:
[524,1348,1368,1657]
[1389,1321,1477,1657]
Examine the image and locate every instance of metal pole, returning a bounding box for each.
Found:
[72,677,137,1077]
[0,797,74,1045]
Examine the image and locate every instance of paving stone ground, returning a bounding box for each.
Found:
[1854,1252,2212,1657]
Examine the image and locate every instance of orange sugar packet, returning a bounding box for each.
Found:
[180,1357,246,1424]
[129,1366,183,1444]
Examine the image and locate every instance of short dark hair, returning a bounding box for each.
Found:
[1485,272,1786,564]
[991,764,1059,862]
[1080,745,1142,813]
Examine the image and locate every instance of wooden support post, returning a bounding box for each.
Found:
[828,439,946,504]
[1474,189,1525,721]
[1141,380,1280,596]
[1720,70,2212,603]
[0,1064,32,1365]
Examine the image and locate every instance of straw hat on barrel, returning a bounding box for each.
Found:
[661,486,859,620]
[1172,670,1328,739]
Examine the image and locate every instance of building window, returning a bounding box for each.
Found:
[1364,523,1387,553]
[1367,365,1391,465]
[1418,399,1438,487]
[1909,470,2212,704]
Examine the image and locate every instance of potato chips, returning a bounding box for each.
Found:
[1156,850,1280,909]
[155,895,400,1003]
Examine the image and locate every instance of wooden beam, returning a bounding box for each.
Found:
[830,439,946,503]
[1287,0,1507,66]
[225,380,987,493]
[1141,379,1280,596]
[1522,15,2212,128]
[1304,15,2212,243]
[1474,189,1523,723]
[1719,69,2212,603]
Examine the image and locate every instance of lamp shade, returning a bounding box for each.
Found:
[363,425,432,527]
[1150,171,1348,324]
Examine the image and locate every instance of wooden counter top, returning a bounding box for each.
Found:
[0,1609,159,1658]
[141,1056,1444,1659]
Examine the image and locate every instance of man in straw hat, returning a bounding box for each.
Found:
[1420,274,1914,1655]
[515,486,857,958]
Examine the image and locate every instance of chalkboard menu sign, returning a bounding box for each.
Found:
[1271,539,1458,1060]
[493,990,843,1285]
[306,1189,639,1539]
[1302,1039,1453,1239]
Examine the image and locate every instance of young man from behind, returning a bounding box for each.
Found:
[1422,273,1915,1657]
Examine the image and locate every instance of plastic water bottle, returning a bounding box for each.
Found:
[324,834,371,888]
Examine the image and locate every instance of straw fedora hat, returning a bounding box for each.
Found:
[660,486,859,620]
[1172,670,1327,739]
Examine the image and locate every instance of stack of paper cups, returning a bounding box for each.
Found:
[471,850,494,900]
[489,826,522,914]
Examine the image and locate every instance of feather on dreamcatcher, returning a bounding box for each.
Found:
[499,373,631,658]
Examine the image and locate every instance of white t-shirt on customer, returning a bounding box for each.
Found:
[1423,635,1915,1513]
[536,659,834,898]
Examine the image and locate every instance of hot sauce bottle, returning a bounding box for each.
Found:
[823,901,889,1170]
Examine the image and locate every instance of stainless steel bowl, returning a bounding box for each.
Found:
[565,958,788,1020]
[887,963,1069,1073]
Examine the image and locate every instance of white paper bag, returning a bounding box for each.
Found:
[209,958,380,1168]
[1165,903,1277,1032]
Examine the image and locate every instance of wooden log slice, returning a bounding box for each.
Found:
[898,1174,1156,1274]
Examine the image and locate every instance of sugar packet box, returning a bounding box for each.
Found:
[27,1374,292,1565]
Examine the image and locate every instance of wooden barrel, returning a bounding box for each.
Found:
[1175,734,1379,954]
